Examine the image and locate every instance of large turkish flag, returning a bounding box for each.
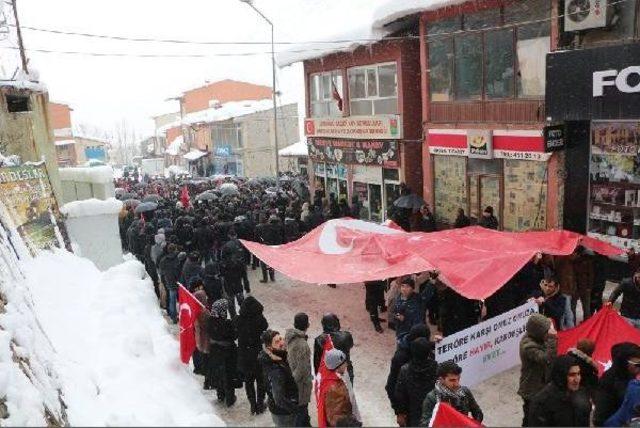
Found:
[429,402,483,427]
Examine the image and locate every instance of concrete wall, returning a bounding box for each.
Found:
[65,213,122,271]
[236,103,299,178]
[0,87,62,202]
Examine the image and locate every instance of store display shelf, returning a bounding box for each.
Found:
[591,181,640,190]
[591,202,639,209]
[589,216,634,224]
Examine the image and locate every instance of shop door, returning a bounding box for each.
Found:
[369,184,383,222]
[338,179,348,201]
[469,175,502,226]
[384,183,401,220]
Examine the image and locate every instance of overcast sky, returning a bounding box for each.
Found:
[1,0,387,138]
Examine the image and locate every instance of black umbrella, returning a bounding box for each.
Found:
[143,194,161,203]
[196,191,218,201]
[393,194,426,210]
[219,182,239,196]
[120,192,137,200]
[134,202,158,214]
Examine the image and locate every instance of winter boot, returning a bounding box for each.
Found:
[371,314,384,333]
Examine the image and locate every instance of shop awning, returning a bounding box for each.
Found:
[183,149,208,161]
[279,141,309,157]
[242,220,624,300]
[54,139,76,146]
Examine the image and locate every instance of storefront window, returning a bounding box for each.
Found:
[454,34,483,100]
[485,29,515,99]
[434,155,467,224]
[503,159,547,231]
[348,63,398,115]
[429,38,454,102]
[588,121,640,249]
[369,184,383,222]
[310,70,343,117]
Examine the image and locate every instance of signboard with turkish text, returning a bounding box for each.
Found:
[308,138,400,167]
[304,115,403,140]
[0,165,65,256]
[547,43,640,121]
[435,301,538,387]
[544,124,566,152]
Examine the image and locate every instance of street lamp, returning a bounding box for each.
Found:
[239,0,280,188]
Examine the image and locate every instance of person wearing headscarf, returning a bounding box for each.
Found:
[207,298,239,407]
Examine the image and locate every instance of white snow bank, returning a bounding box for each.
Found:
[20,250,225,426]
[166,165,189,177]
[166,135,184,156]
[60,198,123,219]
[372,0,468,29]
[183,149,208,161]
[279,140,308,157]
[182,99,273,126]
[59,165,114,184]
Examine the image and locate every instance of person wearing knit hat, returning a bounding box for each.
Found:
[320,349,361,427]
[517,313,558,426]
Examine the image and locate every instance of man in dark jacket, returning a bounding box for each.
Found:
[608,269,640,329]
[180,251,203,289]
[593,342,640,426]
[528,355,591,427]
[313,313,355,382]
[420,360,483,426]
[395,337,437,427]
[568,338,599,400]
[236,296,269,415]
[532,276,570,330]
[365,280,386,333]
[259,329,299,427]
[220,230,250,318]
[392,277,423,340]
[286,313,313,427]
[439,285,481,337]
[385,324,431,417]
[518,313,558,426]
[202,261,223,305]
[257,214,284,282]
[158,243,181,323]
[478,205,499,230]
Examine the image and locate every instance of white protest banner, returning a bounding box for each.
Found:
[435,301,538,387]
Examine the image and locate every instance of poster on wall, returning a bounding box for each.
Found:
[592,121,640,156]
[435,301,538,387]
[0,165,65,256]
[309,138,400,167]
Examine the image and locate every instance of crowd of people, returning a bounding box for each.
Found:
[115,172,640,427]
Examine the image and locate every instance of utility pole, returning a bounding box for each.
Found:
[11,0,29,74]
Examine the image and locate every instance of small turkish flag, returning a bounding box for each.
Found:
[429,402,483,427]
[331,80,343,111]
[177,283,204,364]
[180,185,190,209]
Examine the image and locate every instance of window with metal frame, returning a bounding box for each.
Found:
[309,70,343,117]
[348,62,398,115]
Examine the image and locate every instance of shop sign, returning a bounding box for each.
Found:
[429,146,469,156]
[304,115,403,140]
[543,124,566,152]
[215,145,232,157]
[494,150,552,162]
[547,43,640,121]
[467,130,493,159]
[308,138,400,167]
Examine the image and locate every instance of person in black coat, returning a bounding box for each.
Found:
[365,280,386,333]
[203,261,223,305]
[454,208,471,228]
[414,205,436,232]
[395,337,438,427]
[385,324,430,416]
[220,230,250,317]
[439,286,481,337]
[180,251,203,289]
[236,296,269,415]
[207,298,239,407]
[259,329,299,427]
[478,206,499,230]
[593,342,640,426]
[528,355,591,427]
[567,339,599,400]
[313,313,355,382]
[256,215,284,282]
[158,243,181,323]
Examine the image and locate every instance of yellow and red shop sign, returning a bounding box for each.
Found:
[304,115,402,140]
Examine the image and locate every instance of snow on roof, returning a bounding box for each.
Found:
[59,165,114,184]
[0,70,47,92]
[60,197,123,218]
[372,0,468,29]
[54,139,76,146]
[279,141,308,157]
[74,133,110,144]
[165,135,183,156]
[182,99,273,126]
[183,149,208,161]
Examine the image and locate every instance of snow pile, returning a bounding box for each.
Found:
[54,139,75,147]
[166,165,189,177]
[60,198,123,219]
[0,70,47,93]
[372,0,468,29]
[0,151,20,167]
[183,150,208,161]
[166,135,184,156]
[59,165,114,184]
[73,134,110,144]
[182,99,273,126]
[278,140,308,157]
[15,250,225,426]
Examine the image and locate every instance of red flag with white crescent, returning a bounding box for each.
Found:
[177,283,204,364]
[429,401,483,427]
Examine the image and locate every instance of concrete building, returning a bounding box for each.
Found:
[48,102,78,167]
[0,83,62,199]
[74,135,111,165]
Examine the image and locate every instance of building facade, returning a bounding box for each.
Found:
[302,38,423,222]
[545,0,640,249]
[418,0,560,231]
[48,102,78,167]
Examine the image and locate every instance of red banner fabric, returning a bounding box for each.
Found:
[315,336,335,428]
[177,283,204,364]
[429,402,483,427]
[557,306,640,375]
[241,219,623,300]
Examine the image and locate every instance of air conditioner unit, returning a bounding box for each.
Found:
[564,0,608,31]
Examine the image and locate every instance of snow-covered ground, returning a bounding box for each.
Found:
[193,267,523,427]
[1,250,224,426]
